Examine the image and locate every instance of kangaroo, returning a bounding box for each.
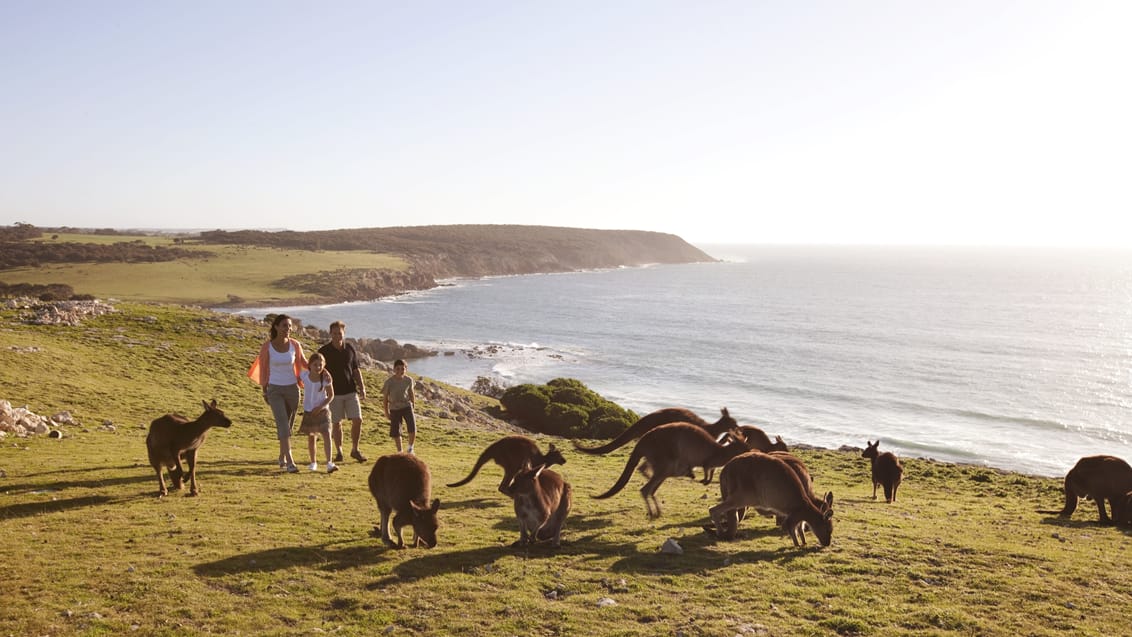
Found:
[863,440,903,503]
[1038,455,1132,526]
[748,451,819,525]
[573,406,740,456]
[145,399,232,497]
[447,435,566,493]
[504,464,573,548]
[702,426,789,483]
[709,451,834,547]
[368,453,440,548]
[593,422,751,519]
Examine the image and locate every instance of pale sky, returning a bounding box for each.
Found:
[2,1,1130,246]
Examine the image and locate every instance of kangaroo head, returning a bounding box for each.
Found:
[200,399,233,428]
[543,444,566,467]
[410,498,440,548]
[862,440,879,459]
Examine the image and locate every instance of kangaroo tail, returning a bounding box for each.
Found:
[572,437,626,455]
[446,448,493,488]
[574,408,692,455]
[593,445,645,499]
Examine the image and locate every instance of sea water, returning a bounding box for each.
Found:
[239,244,1132,477]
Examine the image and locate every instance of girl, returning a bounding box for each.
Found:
[299,352,337,473]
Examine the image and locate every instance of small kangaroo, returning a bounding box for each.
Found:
[574,406,740,456]
[863,440,903,503]
[709,451,834,547]
[1039,455,1132,525]
[368,453,440,549]
[145,399,232,497]
[447,435,566,493]
[702,426,789,483]
[738,426,789,452]
[504,464,573,548]
[593,422,751,519]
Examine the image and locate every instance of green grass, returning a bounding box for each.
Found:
[1,303,1130,636]
[2,233,407,305]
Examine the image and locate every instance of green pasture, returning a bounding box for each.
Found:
[0,303,1129,636]
[2,233,406,305]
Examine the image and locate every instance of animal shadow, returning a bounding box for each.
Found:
[0,495,115,520]
[194,541,393,577]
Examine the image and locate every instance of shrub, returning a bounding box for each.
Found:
[470,375,508,399]
[499,378,637,438]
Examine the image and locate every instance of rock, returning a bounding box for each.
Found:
[660,538,683,555]
[596,597,617,607]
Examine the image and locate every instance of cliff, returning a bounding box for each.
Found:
[203,224,716,304]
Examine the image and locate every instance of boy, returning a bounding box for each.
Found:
[381,359,417,453]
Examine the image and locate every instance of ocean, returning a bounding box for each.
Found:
[238,244,1132,478]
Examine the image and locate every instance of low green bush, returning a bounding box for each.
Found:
[499,377,637,438]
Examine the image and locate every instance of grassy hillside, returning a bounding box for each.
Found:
[1,302,1129,636]
[1,236,407,305]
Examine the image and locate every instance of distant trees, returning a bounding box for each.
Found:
[499,378,637,439]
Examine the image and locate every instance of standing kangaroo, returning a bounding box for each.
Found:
[863,440,903,503]
[593,422,751,519]
[145,399,232,497]
[574,407,740,456]
[368,453,440,549]
[709,451,835,547]
[1039,455,1132,525]
[447,435,566,493]
[504,464,573,548]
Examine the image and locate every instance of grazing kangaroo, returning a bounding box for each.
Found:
[368,453,440,549]
[746,451,819,525]
[145,399,232,497]
[447,435,566,493]
[863,440,903,503]
[574,407,740,456]
[593,422,751,519]
[709,451,835,547]
[504,464,573,548]
[1038,455,1132,526]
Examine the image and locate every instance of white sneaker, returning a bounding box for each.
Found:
[308,462,318,472]
[326,462,338,474]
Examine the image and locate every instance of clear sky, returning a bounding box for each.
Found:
[2,1,1129,246]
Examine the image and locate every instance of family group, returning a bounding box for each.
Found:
[247,314,417,473]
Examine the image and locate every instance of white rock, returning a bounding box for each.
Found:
[596,597,617,608]
[660,538,683,555]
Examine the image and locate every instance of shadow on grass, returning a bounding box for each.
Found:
[193,541,394,577]
[2,473,152,494]
[1038,515,1129,531]
[0,495,115,519]
[440,497,507,511]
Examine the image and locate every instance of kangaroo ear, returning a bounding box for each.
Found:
[720,407,730,418]
[775,435,783,443]
[824,491,834,507]
[430,498,440,513]
[547,443,557,452]
[202,400,212,411]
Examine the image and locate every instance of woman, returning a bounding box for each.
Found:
[248,314,308,472]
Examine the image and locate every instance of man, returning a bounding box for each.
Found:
[318,321,368,463]
[381,359,417,454]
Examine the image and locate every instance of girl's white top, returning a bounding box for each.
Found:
[301,370,330,411]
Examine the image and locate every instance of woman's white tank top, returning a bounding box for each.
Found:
[268,341,297,385]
